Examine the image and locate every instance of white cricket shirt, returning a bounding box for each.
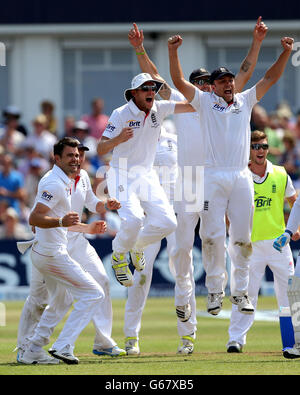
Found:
[33,164,73,248]
[102,99,176,172]
[154,127,178,203]
[190,86,258,168]
[170,89,205,167]
[68,169,101,241]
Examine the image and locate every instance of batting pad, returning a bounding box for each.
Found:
[287,275,300,343]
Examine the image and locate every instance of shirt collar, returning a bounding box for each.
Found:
[52,164,73,186]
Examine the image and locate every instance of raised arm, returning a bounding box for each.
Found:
[128,23,172,100]
[168,35,196,103]
[235,16,268,93]
[256,37,294,101]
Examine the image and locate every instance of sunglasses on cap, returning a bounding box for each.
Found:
[251,143,269,150]
[192,79,211,86]
[137,85,157,92]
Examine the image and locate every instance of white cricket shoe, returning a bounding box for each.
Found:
[177,335,195,355]
[230,295,254,314]
[130,250,146,272]
[125,337,140,355]
[48,345,79,365]
[93,345,126,357]
[227,341,243,353]
[18,347,60,365]
[176,304,192,322]
[111,252,133,287]
[283,344,300,359]
[207,292,224,315]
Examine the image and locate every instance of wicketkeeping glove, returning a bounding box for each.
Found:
[273,231,292,253]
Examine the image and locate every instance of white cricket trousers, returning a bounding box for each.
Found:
[18,236,115,349]
[123,229,196,338]
[200,167,254,295]
[29,242,104,352]
[107,168,177,253]
[228,239,294,345]
[172,199,199,335]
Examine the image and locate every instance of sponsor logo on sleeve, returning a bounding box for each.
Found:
[41,190,53,202]
[105,122,116,133]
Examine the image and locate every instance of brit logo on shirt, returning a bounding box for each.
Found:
[105,122,116,133]
[41,190,53,202]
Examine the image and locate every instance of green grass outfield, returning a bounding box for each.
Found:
[1,296,300,376]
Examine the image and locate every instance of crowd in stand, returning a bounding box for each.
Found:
[0,97,121,240]
[0,95,299,241]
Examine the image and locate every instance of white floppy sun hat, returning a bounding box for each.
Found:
[124,73,164,102]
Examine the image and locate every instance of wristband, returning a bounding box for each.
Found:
[104,202,108,210]
[285,229,293,237]
[136,51,145,55]
[58,217,64,227]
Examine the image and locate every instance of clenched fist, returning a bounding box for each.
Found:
[281,37,294,51]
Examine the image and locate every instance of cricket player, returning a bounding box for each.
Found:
[126,19,268,353]
[123,125,178,355]
[273,177,300,358]
[17,141,127,361]
[97,72,194,287]
[227,130,297,353]
[168,33,294,315]
[19,138,108,365]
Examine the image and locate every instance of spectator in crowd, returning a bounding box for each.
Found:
[279,131,300,189]
[22,114,57,161]
[0,207,33,240]
[0,153,27,215]
[17,146,50,179]
[24,157,46,209]
[81,97,109,140]
[2,105,28,136]
[72,120,98,159]
[64,115,76,137]
[0,108,26,156]
[40,100,57,135]
[276,102,294,131]
[251,104,284,164]
[0,199,9,225]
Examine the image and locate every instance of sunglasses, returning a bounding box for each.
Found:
[251,143,269,150]
[138,85,157,92]
[193,79,211,86]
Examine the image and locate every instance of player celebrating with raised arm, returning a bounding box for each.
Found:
[126,19,268,354]
[168,33,294,315]
[97,73,194,288]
